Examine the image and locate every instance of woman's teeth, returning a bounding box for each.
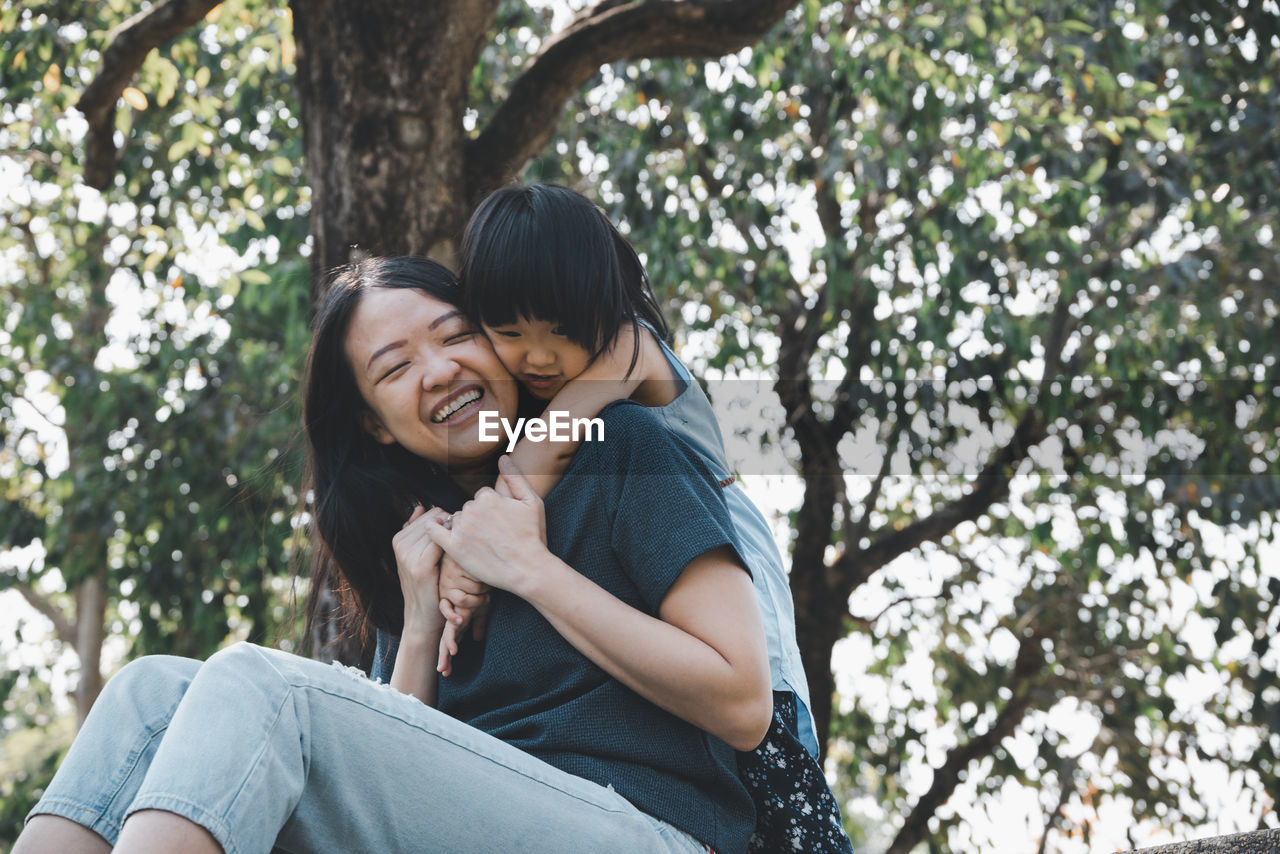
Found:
[432,389,481,422]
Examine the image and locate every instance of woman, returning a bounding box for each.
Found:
[16,256,771,854]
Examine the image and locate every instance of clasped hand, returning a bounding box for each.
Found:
[391,504,451,636]
[394,456,550,675]
[424,455,549,597]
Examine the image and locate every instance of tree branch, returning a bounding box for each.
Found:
[12,580,77,648]
[835,284,1081,589]
[885,629,1045,854]
[835,398,1047,588]
[1036,758,1080,854]
[76,0,222,190]
[848,410,902,548]
[465,0,799,199]
[849,592,942,629]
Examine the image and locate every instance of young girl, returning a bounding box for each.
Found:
[453,182,854,854]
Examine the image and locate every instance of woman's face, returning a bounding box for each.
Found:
[344,287,518,476]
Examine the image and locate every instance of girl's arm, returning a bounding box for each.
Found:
[509,323,659,498]
[425,456,773,751]
[388,506,449,706]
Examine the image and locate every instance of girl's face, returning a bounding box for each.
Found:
[482,316,593,400]
[345,287,518,476]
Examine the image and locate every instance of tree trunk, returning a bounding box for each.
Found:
[290,0,500,665]
[789,473,844,756]
[290,0,500,287]
[74,570,107,727]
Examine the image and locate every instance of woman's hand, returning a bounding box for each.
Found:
[425,456,548,596]
[389,505,450,706]
[392,505,448,637]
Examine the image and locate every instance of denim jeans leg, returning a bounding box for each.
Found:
[118,642,702,854]
[27,655,201,844]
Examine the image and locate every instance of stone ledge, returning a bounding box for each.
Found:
[1120,829,1280,853]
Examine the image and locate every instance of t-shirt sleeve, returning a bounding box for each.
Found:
[370,629,399,682]
[601,402,749,613]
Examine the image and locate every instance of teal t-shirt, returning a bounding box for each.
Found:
[377,402,755,854]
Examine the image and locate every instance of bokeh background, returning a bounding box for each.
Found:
[2,1,1278,851]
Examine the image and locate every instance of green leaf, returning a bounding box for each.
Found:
[1083,157,1108,184]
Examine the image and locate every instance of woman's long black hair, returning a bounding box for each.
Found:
[458,182,671,374]
[301,256,471,651]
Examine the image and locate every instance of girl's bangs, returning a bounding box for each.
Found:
[465,215,623,355]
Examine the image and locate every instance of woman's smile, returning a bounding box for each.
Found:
[429,385,485,424]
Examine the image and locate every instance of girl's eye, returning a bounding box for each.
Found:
[551,326,568,336]
[492,329,521,338]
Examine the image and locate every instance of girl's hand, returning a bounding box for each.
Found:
[438,554,488,627]
[437,595,493,677]
[425,456,547,596]
[436,554,491,676]
[392,505,447,637]
[437,620,460,677]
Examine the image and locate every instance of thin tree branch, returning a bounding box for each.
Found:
[848,592,942,629]
[848,411,902,548]
[885,628,1045,854]
[465,0,800,199]
[835,399,1047,587]
[75,0,222,189]
[1036,755,1082,854]
[12,580,77,647]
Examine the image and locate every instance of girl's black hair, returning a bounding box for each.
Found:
[301,256,471,650]
[458,183,671,374]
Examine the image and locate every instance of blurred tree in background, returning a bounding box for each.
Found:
[534,1,1280,849]
[2,0,1278,851]
[1,0,310,835]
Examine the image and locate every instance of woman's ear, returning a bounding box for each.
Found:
[362,411,396,445]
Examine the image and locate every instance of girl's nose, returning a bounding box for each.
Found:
[526,347,555,367]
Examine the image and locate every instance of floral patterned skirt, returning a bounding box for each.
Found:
[739,692,855,853]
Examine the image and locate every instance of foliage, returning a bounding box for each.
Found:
[0,0,309,838]
[530,0,1280,849]
[3,0,1279,851]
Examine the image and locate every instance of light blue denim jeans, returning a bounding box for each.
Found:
[28,642,708,854]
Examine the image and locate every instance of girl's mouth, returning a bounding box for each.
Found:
[523,374,558,390]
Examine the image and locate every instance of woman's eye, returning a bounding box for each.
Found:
[377,362,409,383]
[445,331,476,344]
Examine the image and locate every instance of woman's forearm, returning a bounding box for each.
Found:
[515,549,772,751]
[423,459,773,750]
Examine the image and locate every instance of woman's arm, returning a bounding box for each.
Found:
[388,506,449,706]
[424,456,773,750]
[526,544,772,751]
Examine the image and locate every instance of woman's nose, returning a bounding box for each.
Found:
[419,351,460,388]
